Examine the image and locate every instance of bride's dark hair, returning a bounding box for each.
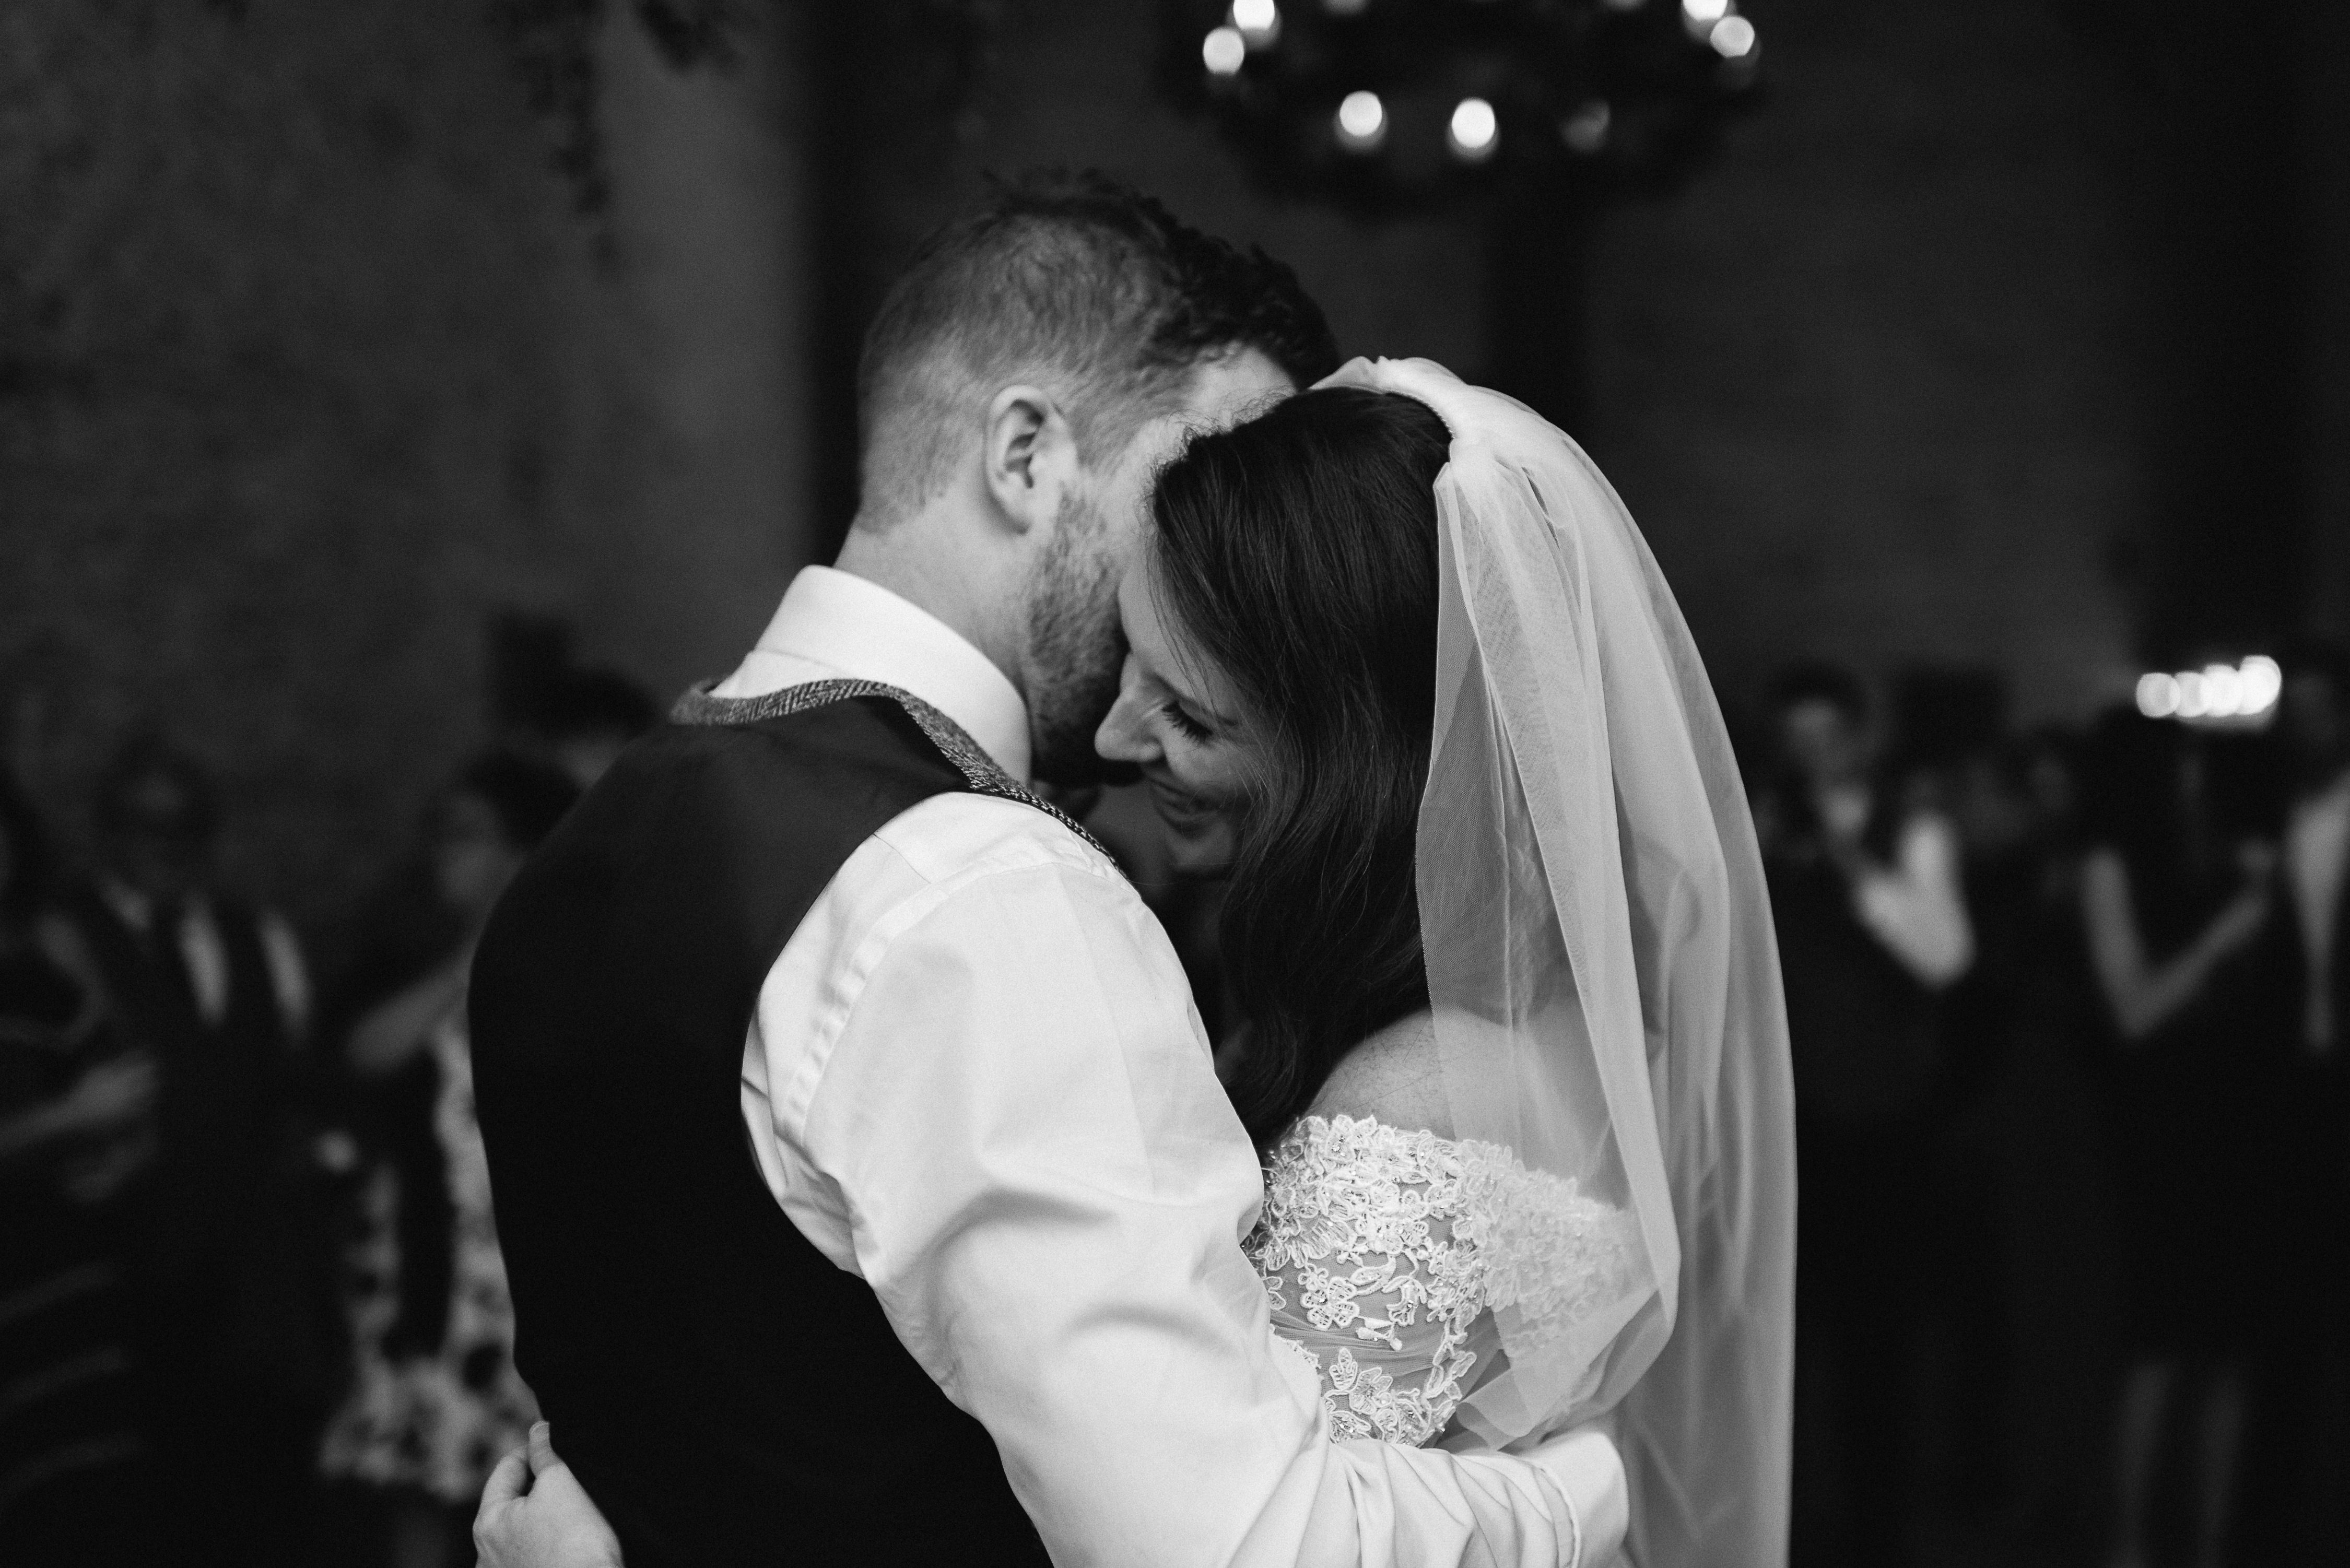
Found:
[1147,385,1452,1147]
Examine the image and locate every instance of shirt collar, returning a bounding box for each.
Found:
[729,566,1032,782]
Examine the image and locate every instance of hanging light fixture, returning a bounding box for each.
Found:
[1171,0,1761,215]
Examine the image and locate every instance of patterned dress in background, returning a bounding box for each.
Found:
[0,936,153,1565]
[320,1009,536,1503]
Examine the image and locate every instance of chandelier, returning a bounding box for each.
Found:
[1159,0,1762,215]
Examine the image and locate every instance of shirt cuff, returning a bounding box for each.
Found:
[1529,1424,1628,1567]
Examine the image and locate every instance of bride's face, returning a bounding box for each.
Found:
[1095,561,1262,875]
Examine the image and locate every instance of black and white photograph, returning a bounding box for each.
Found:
[2,3,2344,1566]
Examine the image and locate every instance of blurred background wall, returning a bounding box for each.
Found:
[1583,0,2150,723]
[3,0,2346,925]
[0,0,809,937]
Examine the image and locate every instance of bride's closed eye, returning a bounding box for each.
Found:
[1161,699,1216,744]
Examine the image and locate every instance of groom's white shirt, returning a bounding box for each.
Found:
[711,566,1629,1568]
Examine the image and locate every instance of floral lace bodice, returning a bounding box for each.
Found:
[1244,1114,1635,1447]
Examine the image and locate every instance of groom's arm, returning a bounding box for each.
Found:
[775,816,1624,1568]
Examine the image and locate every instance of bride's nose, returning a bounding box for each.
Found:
[1094,657,1160,768]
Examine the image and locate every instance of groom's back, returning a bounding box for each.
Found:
[470,695,1049,1567]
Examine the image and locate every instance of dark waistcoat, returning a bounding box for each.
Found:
[469,687,1056,1568]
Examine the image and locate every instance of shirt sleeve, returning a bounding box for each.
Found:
[797,851,1617,1568]
[1850,813,1973,989]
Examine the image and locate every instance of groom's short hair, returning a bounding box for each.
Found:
[854,171,1338,529]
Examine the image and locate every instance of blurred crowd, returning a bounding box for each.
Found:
[1750,644,2350,1568]
[0,653,655,1568]
[4,633,2346,1568]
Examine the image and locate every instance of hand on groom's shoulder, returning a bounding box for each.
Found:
[474,1423,626,1568]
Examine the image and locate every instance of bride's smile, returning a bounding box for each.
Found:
[1095,562,1258,872]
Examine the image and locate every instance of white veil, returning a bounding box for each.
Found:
[1322,358,1796,1568]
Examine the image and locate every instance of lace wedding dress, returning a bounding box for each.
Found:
[1246,1113,1638,1447]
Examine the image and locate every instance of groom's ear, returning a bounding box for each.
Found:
[981,384,1077,536]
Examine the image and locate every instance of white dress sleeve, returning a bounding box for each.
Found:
[1246,1115,1638,1448]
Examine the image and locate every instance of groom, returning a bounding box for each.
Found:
[470,173,1627,1567]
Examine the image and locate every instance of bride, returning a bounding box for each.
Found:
[477,359,1796,1567]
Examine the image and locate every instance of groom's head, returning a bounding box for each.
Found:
[840,172,1336,784]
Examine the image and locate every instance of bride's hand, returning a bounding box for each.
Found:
[474,1422,625,1568]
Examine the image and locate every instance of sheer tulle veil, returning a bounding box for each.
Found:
[1321,358,1796,1568]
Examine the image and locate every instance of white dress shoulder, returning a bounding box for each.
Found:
[1244,1113,1637,1447]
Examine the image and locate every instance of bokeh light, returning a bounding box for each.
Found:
[1232,0,1282,48]
[1448,97,1499,162]
[1202,26,1247,75]
[1336,90,1386,151]
[2136,655,2282,723]
[1561,100,1612,155]
[2238,654,2284,714]
[2136,673,2182,719]
[1710,15,1757,58]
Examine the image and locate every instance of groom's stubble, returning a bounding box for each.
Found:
[1021,347,1298,785]
[1023,482,1126,786]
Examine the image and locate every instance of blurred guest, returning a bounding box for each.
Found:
[0,771,156,1567]
[2231,638,2350,1564]
[2269,642,2350,1065]
[320,752,577,1568]
[530,667,657,791]
[1759,661,1973,1568]
[1886,670,2022,1512]
[2075,708,2274,1568]
[1976,724,2126,1557]
[327,641,632,1043]
[66,736,338,1568]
